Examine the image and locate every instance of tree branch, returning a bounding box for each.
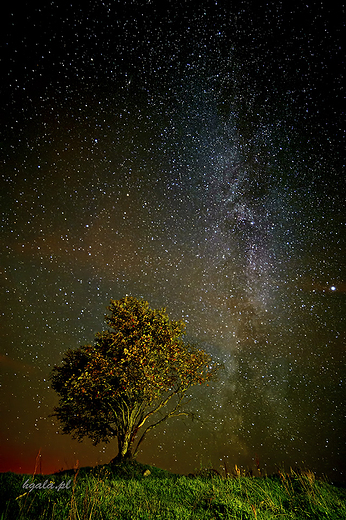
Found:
[133,392,192,457]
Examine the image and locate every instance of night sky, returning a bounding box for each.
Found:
[1,1,345,481]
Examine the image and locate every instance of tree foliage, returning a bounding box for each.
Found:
[50,296,220,461]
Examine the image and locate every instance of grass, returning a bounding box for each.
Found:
[0,460,345,519]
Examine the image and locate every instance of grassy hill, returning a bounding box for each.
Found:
[0,460,345,519]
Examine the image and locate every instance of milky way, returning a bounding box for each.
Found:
[0,2,345,480]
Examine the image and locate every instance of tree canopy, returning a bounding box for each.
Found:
[50,296,220,461]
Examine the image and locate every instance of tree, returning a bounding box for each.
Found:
[50,296,220,462]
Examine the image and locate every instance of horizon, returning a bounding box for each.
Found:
[3,449,346,486]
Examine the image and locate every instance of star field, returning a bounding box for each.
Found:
[0,1,345,481]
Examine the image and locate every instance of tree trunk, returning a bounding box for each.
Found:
[110,451,133,464]
[110,428,138,464]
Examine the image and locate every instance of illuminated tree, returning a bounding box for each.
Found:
[50,296,219,462]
